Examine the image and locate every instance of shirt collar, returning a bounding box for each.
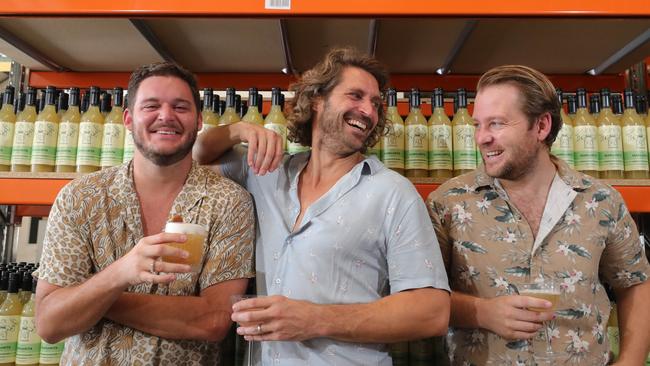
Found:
[288,152,381,188]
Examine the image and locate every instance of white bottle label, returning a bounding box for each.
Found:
[382,123,404,170]
[0,315,20,363]
[551,124,575,168]
[100,123,125,167]
[0,121,14,165]
[405,124,428,170]
[597,125,623,171]
[16,315,40,364]
[11,121,34,165]
[428,124,452,170]
[123,130,135,163]
[452,124,477,170]
[287,141,310,155]
[622,125,649,171]
[32,120,59,166]
[574,125,599,171]
[264,123,287,151]
[77,122,103,166]
[56,122,80,166]
[39,340,64,364]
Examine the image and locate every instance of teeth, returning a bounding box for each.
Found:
[486,151,502,157]
[156,130,178,135]
[346,119,366,131]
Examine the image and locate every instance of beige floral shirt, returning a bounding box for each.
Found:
[38,161,255,366]
[427,157,649,366]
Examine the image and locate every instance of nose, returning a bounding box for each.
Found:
[157,103,174,121]
[358,98,377,122]
[474,123,492,146]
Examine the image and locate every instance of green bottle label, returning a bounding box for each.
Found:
[77,122,103,166]
[622,125,649,171]
[100,123,125,167]
[382,123,404,170]
[56,122,80,166]
[0,315,20,363]
[452,124,477,170]
[428,124,452,170]
[123,130,135,163]
[551,124,575,168]
[264,123,287,151]
[32,121,59,166]
[11,121,34,166]
[16,316,40,364]
[287,141,310,155]
[574,125,599,171]
[39,340,64,364]
[598,125,624,171]
[405,124,428,170]
[0,121,14,165]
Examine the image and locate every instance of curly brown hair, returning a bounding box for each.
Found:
[286,47,389,152]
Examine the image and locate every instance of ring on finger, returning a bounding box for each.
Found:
[150,258,157,275]
[256,324,262,334]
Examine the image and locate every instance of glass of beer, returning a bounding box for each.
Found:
[162,222,207,272]
[231,295,262,366]
[518,280,563,361]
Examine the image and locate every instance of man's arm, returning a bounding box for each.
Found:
[193,122,283,175]
[233,287,449,343]
[613,280,650,366]
[106,278,248,342]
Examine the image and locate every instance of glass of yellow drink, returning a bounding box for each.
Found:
[518,280,564,362]
[162,222,207,272]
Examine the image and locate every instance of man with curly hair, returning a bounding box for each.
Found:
[194,47,450,365]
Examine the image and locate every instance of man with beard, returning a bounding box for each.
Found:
[35,62,255,365]
[193,47,450,365]
[427,65,650,365]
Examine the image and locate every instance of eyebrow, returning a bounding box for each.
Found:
[347,87,382,103]
[139,97,192,105]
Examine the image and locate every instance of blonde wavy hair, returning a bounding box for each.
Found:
[287,47,389,152]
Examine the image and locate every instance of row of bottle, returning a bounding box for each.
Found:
[0,263,64,366]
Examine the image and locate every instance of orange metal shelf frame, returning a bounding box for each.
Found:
[1,0,650,16]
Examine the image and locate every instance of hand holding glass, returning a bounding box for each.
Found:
[162,222,207,272]
[518,280,562,361]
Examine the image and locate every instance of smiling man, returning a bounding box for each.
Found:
[35,62,254,365]
[427,65,650,365]
[194,47,450,365]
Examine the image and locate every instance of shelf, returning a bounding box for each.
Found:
[2,173,650,213]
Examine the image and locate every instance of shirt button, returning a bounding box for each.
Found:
[275,278,281,284]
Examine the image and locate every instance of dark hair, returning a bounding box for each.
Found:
[127,62,200,112]
[287,47,389,151]
[477,65,562,147]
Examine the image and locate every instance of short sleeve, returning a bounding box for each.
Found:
[426,190,452,273]
[218,145,250,187]
[599,190,650,290]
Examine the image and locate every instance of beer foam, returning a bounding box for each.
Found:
[164,222,207,236]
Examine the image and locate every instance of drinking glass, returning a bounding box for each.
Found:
[162,222,207,272]
[518,280,563,362]
[230,294,260,366]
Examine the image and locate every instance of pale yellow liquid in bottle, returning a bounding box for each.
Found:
[201,108,220,133]
[241,106,264,126]
[452,107,476,176]
[264,105,287,151]
[382,106,404,175]
[573,107,599,177]
[621,107,649,178]
[16,292,39,366]
[551,109,575,168]
[31,104,59,172]
[218,107,240,126]
[428,106,453,178]
[405,107,428,178]
[0,102,16,171]
[597,107,624,179]
[77,105,104,173]
[0,289,23,365]
[55,106,81,173]
[11,104,37,172]
[100,106,125,169]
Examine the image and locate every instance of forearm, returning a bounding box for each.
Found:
[318,288,449,343]
[105,293,232,342]
[449,291,482,329]
[193,124,241,164]
[615,281,650,365]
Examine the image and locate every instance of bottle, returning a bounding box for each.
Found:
[18,272,32,305]
[590,94,601,120]
[11,88,38,172]
[79,91,89,114]
[0,86,16,172]
[0,271,8,305]
[218,88,240,126]
[100,87,125,169]
[567,94,577,120]
[99,91,111,117]
[31,86,59,172]
[36,92,45,115]
[612,94,624,117]
[13,92,24,117]
[0,272,24,365]
[452,88,477,176]
[76,86,104,173]
[56,91,68,119]
[551,89,575,168]
[235,94,243,119]
[38,339,63,366]
[597,89,624,179]
[263,88,287,151]
[573,88,599,177]
[428,88,453,178]
[381,88,405,175]
[404,88,428,177]
[621,89,649,179]
[55,88,81,173]
[200,88,219,133]
[636,95,648,118]
[122,94,135,164]
[256,94,264,115]
[241,88,264,126]
[16,278,39,366]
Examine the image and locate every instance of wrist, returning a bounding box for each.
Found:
[474,296,490,330]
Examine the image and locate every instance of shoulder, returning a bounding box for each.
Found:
[427,170,482,204]
[194,164,252,203]
[58,165,122,202]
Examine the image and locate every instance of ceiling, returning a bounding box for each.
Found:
[0,17,648,75]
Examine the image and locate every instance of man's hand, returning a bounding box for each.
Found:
[113,232,192,287]
[231,295,321,341]
[232,122,284,175]
[476,295,554,340]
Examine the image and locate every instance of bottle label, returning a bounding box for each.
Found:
[11,121,34,166]
[365,138,381,158]
[574,125,599,171]
[264,123,287,150]
[287,141,310,155]
[551,124,575,168]
[77,122,103,166]
[55,122,80,166]
[405,124,428,170]
[597,125,624,171]
[0,121,14,165]
[123,130,135,163]
[32,120,59,166]
[452,124,477,170]
[428,124,452,170]
[39,340,64,364]
[100,123,125,167]
[382,123,404,170]
[16,316,40,364]
[622,125,649,171]
[0,315,20,363]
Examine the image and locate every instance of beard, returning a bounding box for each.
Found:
[133,127,197,167]
[317,99,372,156]
[483,140,541,181]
